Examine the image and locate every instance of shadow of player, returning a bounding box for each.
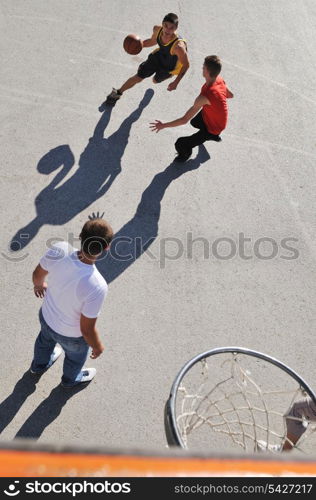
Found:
[9,89,154,253]
[14,383,89,440]
[0,369,87,440]
[97,144,210,283]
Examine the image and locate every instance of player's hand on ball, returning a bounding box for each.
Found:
[90,343,105,359]
[167,81,178,92]
[34,283,48,298]
[150,120,164,133]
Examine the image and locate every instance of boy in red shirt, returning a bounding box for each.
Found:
[150,55,233,161]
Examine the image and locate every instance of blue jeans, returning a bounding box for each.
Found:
[31,309,89,387]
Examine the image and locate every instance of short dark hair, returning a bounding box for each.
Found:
[204,55,222,78]
[163,13,178,26]
[80,218,113,256]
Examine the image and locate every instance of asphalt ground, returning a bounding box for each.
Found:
[0,0,315,453]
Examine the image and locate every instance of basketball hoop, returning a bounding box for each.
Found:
[165,347,316,454]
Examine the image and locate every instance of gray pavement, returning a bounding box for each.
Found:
[0,0,316,453]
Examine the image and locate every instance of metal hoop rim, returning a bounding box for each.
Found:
[165,346,316,448]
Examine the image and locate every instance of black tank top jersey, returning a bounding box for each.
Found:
[155,27,186,71]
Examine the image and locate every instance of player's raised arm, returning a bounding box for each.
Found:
[168,41,190,91]
[142,25,161,48]
[150,94,210,132]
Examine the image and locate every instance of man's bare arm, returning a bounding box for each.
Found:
[168,42,190,91]
[142,25,161,48]
[32,264,48,298]
[80,314,105,359]
[150,94,210,132]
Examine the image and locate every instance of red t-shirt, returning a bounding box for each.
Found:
[201,77,228,135]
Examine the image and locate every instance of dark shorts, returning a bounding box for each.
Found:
[137,52,173,83]
[190,111,222,140]
[175,111,222,157]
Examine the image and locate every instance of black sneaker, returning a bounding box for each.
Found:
[104,88,122,107]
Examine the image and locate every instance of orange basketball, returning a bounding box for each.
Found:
[123,34,142,55]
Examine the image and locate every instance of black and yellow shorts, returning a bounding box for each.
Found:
[137,52,173,83]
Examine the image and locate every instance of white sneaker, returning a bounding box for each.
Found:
[80,367,96,383]
[61,367,96,388]
[256,440,282,453]
[30,345,63,374]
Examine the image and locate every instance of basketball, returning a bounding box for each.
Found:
[123,34,142,55]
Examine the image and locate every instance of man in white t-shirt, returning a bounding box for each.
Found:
[30,216,113,388]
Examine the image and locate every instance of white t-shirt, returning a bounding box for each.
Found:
[39,241,108,337]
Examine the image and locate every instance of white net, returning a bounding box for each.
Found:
[174,352,316,454]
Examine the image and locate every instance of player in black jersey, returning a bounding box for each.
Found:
[103,13,189,107]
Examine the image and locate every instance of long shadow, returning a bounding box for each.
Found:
[0,371,41,434]
[9,89,154,252]
[0,371,87,439]
[97,145,211,283]
[14,384,88,440]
